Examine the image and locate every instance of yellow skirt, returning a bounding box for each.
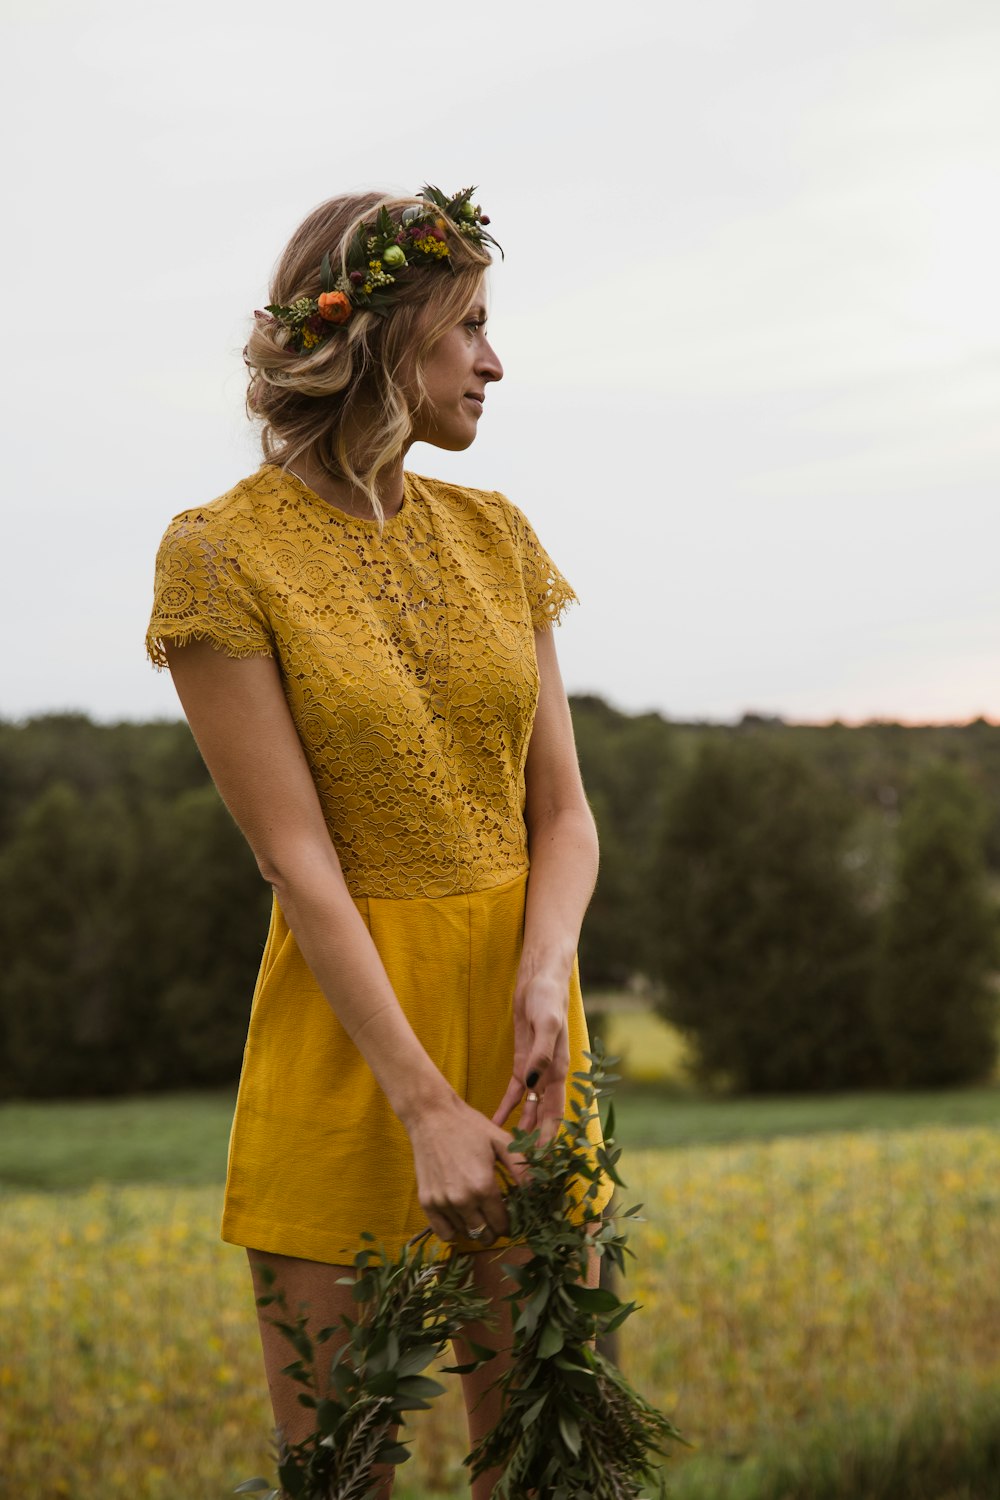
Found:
[221,871,612,1264]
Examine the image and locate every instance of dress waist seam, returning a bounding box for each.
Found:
[348,866,529,907]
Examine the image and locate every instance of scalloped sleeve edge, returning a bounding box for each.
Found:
[145,627,275,671]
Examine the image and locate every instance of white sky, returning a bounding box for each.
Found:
[2,0,998,725]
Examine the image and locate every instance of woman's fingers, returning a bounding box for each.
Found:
[515,1086,540,1135]
[492,987,568,1128]
[521,1009,564,1095]
[534,1023,571,1146]
[413,1107,525,1245]
[536,1093,566,1148]
[490,1075,525,1127]
[422,1203,465,1244]
[446,1177,510,1247]
[473,1191,508,1245]
[493,1128,528,1189]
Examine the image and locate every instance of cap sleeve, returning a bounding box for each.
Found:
[145,510,273,669]
[504,499,577,631]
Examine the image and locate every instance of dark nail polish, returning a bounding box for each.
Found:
[526,1070,539,1088]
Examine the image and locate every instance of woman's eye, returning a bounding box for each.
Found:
[465,320,485,332]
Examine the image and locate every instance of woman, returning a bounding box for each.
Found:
[146,185,610,1495]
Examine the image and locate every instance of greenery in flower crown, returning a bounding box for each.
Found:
[237,1045,687,1500]
[262,185,501,355]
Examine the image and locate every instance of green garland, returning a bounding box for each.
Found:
[236,1236,493,1500]
[238,1047,687,1500]
[466,1051,690,1499]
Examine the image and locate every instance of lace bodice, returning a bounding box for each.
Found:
[146,465,576,899]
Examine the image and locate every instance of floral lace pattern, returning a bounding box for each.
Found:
[146,465,576,899]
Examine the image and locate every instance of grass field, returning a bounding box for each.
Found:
[3,1062,998,1192]
[2,1013,1000,1499]
[2,1128,999,1499]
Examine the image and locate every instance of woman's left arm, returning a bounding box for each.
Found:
[491,627,600,1143]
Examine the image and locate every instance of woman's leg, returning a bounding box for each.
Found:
[247,1249,397,1499]
[249,1232,600,1500]
[452,1234,601,1500]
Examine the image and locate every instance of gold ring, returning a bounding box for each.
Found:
[467,1224,489,1241]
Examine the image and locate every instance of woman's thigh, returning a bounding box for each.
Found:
[247,1249,360,1446]
[249,1231,599,1500]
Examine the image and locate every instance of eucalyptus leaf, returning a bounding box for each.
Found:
[374,1440,411,1466]
[565,1284,620,1313]
[328,1360,354,1403]
[313,1397,344,1432]
[394,1342,439,1377]
[557,1408,582,1457]
[516,1278,551,1336]
[396,1375,445,1400]
[522,1392,548,1424]
[537,1320,565,1358]
[603,1299,640,1334]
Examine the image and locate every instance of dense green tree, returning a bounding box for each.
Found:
[652,737,883,1092]
[0,715,206,860]
[1,708,999,1098]
[0,784,139,1097]
[0,764,268,1099]
[572,697,677,984]
[876,761,999,1087]
[145,785,272,1086]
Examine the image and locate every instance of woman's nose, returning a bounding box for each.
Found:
[479,341,503,384]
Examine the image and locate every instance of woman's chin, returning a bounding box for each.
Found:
[413,424,478,454]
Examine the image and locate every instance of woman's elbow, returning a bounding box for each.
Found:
[252,835,341,903]
[527,797,599,856]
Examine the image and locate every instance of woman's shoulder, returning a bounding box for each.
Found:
[147,471,280,668]
[407,470,525,536]
[157,467,280,547]
[409,472,575,628]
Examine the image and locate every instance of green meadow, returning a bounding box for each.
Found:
[2,1010,999,1500]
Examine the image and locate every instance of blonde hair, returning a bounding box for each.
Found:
[245,191,493,523]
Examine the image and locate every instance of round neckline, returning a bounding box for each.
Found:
[268,464,416,529]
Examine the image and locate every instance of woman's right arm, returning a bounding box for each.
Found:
[164,638,522,1244]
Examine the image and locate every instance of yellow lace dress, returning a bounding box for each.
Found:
[146,464,610,1263]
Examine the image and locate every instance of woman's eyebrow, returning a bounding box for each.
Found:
[468,304,488,321]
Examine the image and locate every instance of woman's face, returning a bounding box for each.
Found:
[410,287,504,451]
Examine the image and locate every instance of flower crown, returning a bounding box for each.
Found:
[259,185,501,356]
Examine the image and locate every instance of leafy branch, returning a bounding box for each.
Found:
[236,1235,493,1500]
[466,1045,690,1499]
[238,1045,687,1500]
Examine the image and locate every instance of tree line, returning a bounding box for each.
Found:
[0,706,997,1100]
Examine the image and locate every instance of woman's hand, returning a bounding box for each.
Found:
[406,1093,527,1246]
[490,971,570,1146]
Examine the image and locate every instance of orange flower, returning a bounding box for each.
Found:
[317,291,352,324]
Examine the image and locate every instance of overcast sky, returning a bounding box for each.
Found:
[3,0,998,726]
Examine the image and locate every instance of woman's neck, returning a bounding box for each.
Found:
[285,453,406,520]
